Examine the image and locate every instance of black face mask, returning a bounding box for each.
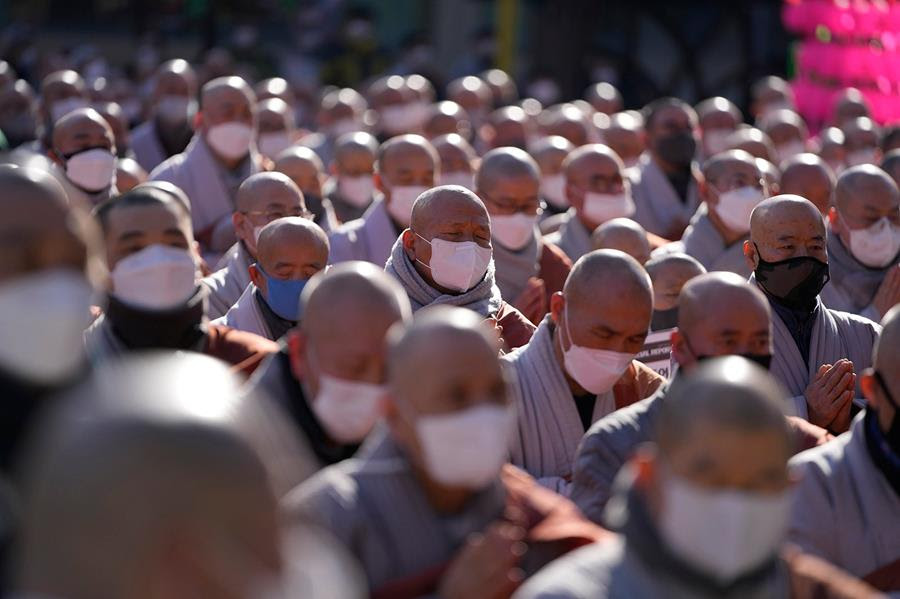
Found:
[754,247,830,312]
[874,371,900,453]
[655,131,697,167]
[651,307,679,331]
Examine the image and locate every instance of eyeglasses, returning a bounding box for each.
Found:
[241,207,314,221]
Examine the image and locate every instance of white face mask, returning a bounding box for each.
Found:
[714,186,765,234]
[0,269,92,384]
[439,171,475,190]
[312,374,385,443]
[774,140,806,164]
[703,128,732,156]
[416,404,514,488]
[380,104,418,134]
[417,234,493,293]
[156,95,195,124]
[111,244,198,310]
[846,147,878,167]
[658,469,791,583]
[65,148,117,192]
[559,306,634,394]
[582,191,636,225]
[491,213,537,250]
[257,131,294,159]
[329,117,359,138]
[846,215,900,268]
[50,97,88,123]
[338,175,375,207]
[541,174,568,209]
[386,185,427,226]
[206,121,254,160]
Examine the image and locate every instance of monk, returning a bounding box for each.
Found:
[14,352,364,598]
[602,111,645,171]
[288,306,608,596]
[631,98,701,239]
[817,126,847,174]
[591,218,651,264]
[483,105,531,150]
[644,252,706,331]
[433,133,477,189]
[540,104,592,148]
[695,96,742,159]
[725,126,777,162]
[832,87,871,127]
[760,108,809,166]
[329,134,437,267]
[0,79,39,149]
[50,108,119,205]
[0,166,101,476]
[843,116,882,167]
[323,131,379,223]
[745,195,881,433]
[92,101,131,158]
[447,75,492,129]
[273,145,339,231]
[751,75,795,120]
[114,157,147,193]
[201,172,310,318]
[384,185,534,348]
[780,154,836,216]
[255,76,295,106]
[255,97,298,160]
[519,357,877,598]
[246,262,411,479]
[504,250,663,492]
[585,82,623,115]
[483,67,519,107]
[130,59,197,173]
[545,144,641,262]
[150,76,264,258]
[477,147,571,324]
[531,135,575,218]
[881,149,900,188]
[215,217,328,341]
[422,100,470,140]
[33,70,88,153]
[822,165,900,320]
[300,86,367,165]
[789,306,900,594]
[666,149,768,277]
[86,184,278,376]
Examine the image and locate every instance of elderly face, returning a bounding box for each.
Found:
[748,202,828,265]
[104,201,193,270]
[832,181,900,240]
[556,286,652,355]
[234,184,307,252]
[254,229,327,287]
[480,172,541,217]
[650,263,702,311]
[672,293,771,367]
[704,159,765,211]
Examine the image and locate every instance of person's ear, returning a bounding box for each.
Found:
[193,110,204,132]
[827,206,841,232]
[286,329,307,381]
[699,178,713,205]
[248,263,265,292]
[860,368,879,409]
[374,171,386,194]
[549,292,565,324]
[743,239,758,270]
[232,211,248,236]
[670,329,693,368]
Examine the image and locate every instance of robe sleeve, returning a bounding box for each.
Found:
[787,455,842,566]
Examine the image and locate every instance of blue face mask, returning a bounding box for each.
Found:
[257,266,308,321]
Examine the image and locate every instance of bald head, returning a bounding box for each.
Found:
[656,356,791,456]
[476,146,540,195]
[200,75,255,109]
[644,252,706,312]
[377,133,438,174]
[17,353,282,599]
[410,185,488,236]
[603,112,646,166]
[257,97,295,134]
[273,146,324,199]
[432,133,477,178]
[780,154,835,215]
[702,148,761,182]
[236,171,305,214]
[40,70,87,123]
[749,194,827,262]
[51,107,115,157]
[726,127,775,162]
[255,216,328,276]
[833,164,899,214]
[591,217,651,264]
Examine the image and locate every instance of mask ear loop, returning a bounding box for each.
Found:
[411,231,433,271]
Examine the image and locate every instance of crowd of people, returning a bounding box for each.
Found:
[0,38,898,599]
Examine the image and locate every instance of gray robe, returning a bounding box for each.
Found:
[493,230,541,302]
[788,413,900,581]
[569,391,666,524]
[503,318,616,494]
[201,242,253,319]
[820,230,895,321]
[631,154,700,238]
[544,209,592,263]
[212,284,272,340]
[130,119,168,173]
[662,204,750,277]
[763,283,880,418]
[327,199,398,268]
[285,432,506,591]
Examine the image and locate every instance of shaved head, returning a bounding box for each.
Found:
[678,272,771,337]
[749,194,826,252]
[200,75,255,109]
[236,171,306,213]
[476,146,540,194]
[644,252,706,312]
[410,185,488,235]
[377,134,438,173]
[591,217,651,264]
[780,154,835,215]
[875,306,900,377]
[702,149,759,181]
[256,216,328,274]
[726,127,775,162]
[833,164,899,214]
[881,149,900,187]
[51,107,115,155]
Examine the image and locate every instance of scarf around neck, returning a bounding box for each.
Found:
[106,285,207,350]
[384,236,503,317]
